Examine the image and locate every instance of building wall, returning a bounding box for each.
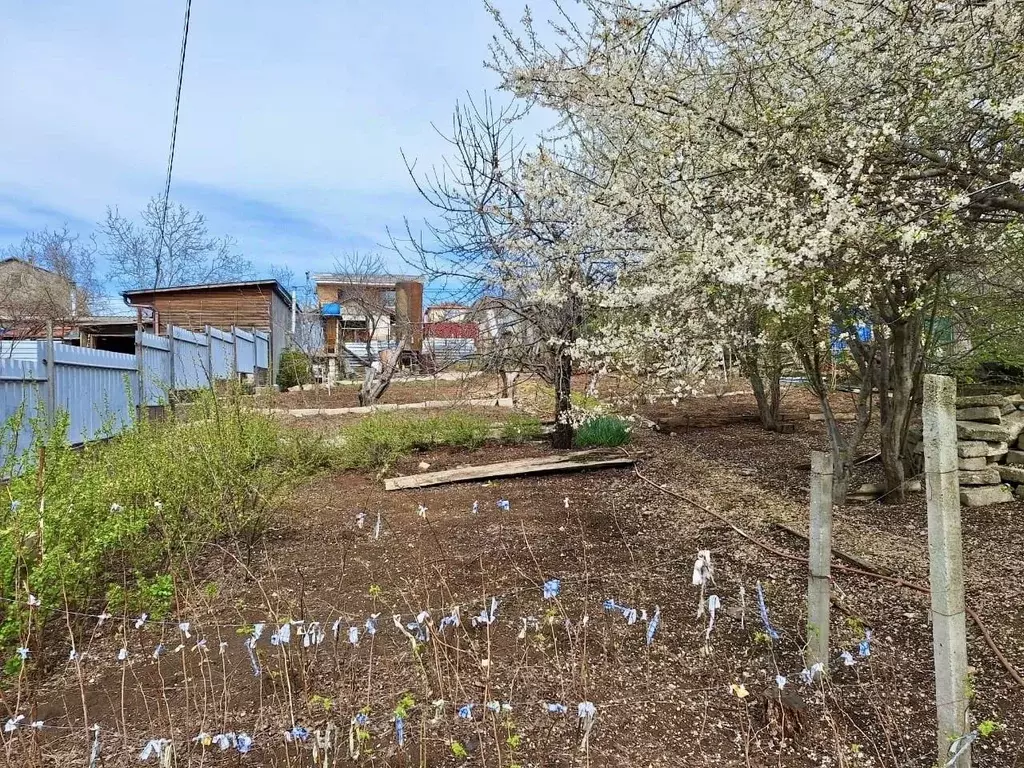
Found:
[129,286,275,331]
[125,284,295,382]
[268,290,294,382]
[0,258,90,321]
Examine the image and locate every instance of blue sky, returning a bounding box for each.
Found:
[0,0,559,307]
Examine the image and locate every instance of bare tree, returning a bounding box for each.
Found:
[99,197,252,291]
[323,252,411,405]
[0,226,99,345]
[395,98,613,448]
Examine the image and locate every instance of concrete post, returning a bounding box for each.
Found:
[922,374,971,768]
[807,450,833,672]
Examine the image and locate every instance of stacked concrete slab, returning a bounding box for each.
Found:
[909,393,1024,507]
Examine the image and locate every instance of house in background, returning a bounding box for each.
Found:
[122,279,295,380]
[425,302,471,323]
[0,258,148,355]
[313,272,424,379]
[0,257,90,333]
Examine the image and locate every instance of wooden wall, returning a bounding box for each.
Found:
[129,286,274,332]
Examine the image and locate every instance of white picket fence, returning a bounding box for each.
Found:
[0,325,270,470]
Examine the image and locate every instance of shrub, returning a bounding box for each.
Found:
[501,413,543,444]
[0,391,329,652]
[277,348,313,389]
[574,415,631,448]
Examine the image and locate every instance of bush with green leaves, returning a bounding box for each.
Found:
[277,348,313,389]
[574,415,631,448]
[0,390,334,654]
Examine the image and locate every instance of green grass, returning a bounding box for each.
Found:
[337,410,547,470]
[574,415,631,448]
[500,413,543,444]
[339,410,492,471]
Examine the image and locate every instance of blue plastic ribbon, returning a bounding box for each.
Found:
[755,582,779,640]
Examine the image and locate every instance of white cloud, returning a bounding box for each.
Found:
[0,0,559,279]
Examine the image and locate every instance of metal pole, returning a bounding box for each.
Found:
[44,321,56,431]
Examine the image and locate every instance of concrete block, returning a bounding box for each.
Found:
[997,465,1024,484]
[960,484,1013,507]
[986,441,1009,458]
[1006,449,1024,466]
[956,394,1008,408]
[958,456,987,471]
[1006,410,1024,442]
[956,420,1011,442]
[1015,484,1024,501]
[1002,402,1018,415]
[958,468,1001,485]
[957,440,988,458]
[955,405,1002,423]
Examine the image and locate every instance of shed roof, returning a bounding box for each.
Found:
[122,279,293,306]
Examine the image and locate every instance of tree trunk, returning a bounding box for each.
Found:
[740,346,783,431]
[793,340,873,504]
[552,349,574,449]
[359,339,407,406]
[877,314,922,502]
[499,369,510,399]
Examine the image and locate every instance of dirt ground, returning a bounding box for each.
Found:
[8,385,1024,767]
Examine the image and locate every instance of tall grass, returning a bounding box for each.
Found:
[339,410,492,471]
[574,415,631,448]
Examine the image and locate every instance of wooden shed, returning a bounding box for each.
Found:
[122,280,294,381]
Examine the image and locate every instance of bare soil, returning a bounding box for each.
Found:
[9,387,1024,767]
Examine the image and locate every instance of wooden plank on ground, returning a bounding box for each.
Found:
[809,412,857,422]
[383,450,634,491]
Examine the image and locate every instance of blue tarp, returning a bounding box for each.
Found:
[830,322,872,353]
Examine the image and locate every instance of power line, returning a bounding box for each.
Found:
[154,0,193,289]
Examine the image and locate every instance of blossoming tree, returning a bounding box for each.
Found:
[485,0,1024,498]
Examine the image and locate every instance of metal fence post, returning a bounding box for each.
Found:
[205,325,214,388]
[167,325,177,414]
[232,326,239,382]
[135,329,144,422]
[43,321,56,432]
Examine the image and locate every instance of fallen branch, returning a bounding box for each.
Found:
[771,521,893,577]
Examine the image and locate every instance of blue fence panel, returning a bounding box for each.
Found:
[0,357,46,471]
[234,329,255,374]
[255,331,269,371]
[208,326,235,379]
[138,332,171,405]
[172,327,210,390]
[51,345,137,445]
[1,341,45,361]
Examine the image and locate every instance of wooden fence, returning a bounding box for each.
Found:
[0,325,270,470]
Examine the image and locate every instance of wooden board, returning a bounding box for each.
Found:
[384,450,634,491]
